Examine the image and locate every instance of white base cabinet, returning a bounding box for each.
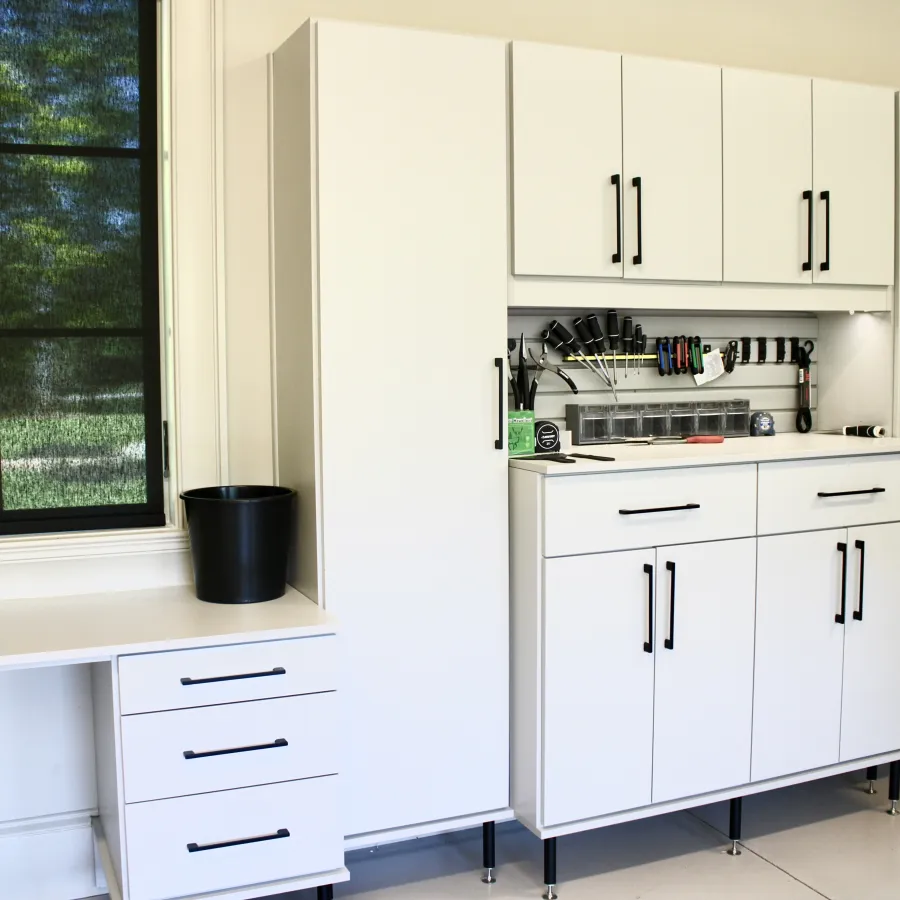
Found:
[511,449,900,858]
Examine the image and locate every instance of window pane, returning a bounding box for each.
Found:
[0,153,142,328]
[0,0,140,147]
[0,336,146,510]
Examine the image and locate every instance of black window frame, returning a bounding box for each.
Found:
[0,0,165,536]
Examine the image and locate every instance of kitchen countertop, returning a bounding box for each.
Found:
[509,433,900,476]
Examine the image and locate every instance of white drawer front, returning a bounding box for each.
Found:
[121,693,338,803]
[125,777,342,900]
[119,636,336,715]
[543,465,757,556]
[757,455,900,535]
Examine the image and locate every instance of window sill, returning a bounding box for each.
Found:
[0,525,189,565]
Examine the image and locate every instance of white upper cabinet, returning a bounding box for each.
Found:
[622,56,722,282]
[813,80,895,286]
[723,69,813,285]
[511,42,623,277]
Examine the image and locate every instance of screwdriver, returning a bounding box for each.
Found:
[634,324,644,377]
[548,321,607,387]
[584,314,618,401]
[622,316,633,379]
[607,310,620,385]
[574,317,614,390]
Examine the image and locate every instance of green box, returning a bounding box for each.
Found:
[508,410,535,456]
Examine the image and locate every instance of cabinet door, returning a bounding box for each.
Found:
[622,55,722,282]
[722,69,812,284]
[315,21,509,836]
[511,42,623,277]
[752,531,846,782]
[543,550,655,826]
[813,80,895,286]
[652,539,755,803]
[840,524,900,760]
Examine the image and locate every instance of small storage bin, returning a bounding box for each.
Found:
[610,405,641,439]
[696,402,726,436]
[668,403,697,437]
[725,399,751,436]
[641,404,669,438]
[566,405,611,445]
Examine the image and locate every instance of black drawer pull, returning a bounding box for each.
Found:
[836,541,848,624]
[183,738,288,760]
[817,488,885,499]
[664,561,676,650]
[854,539,866,622]
[181,667,286,686]
[187,828,290,853]
[619,503,700,516]
[611,174,623,264]
[643,563,654,653]
[802,189,813,272]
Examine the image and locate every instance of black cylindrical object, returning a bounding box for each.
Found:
[729,797,743,841]
[181,485,295,604]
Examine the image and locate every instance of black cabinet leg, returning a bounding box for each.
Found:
[727,797,742,856]
[316,886,334,900]
[543,837,558,900]
[888,761,900,815]
[866,765,879,794]
[481,821,497,884]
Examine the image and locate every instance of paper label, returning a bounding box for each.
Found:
[693,349,725,386]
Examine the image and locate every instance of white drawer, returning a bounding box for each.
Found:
[118,636,336,715]
[125,776,342,900]
[757,455,900,535]
[121,693,338,803]
[543,465,757,556]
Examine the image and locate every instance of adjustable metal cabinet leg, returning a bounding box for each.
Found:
[727,797,742,856]
[482,821,497,884]
[543,837,558,900]
[888,761,900,815]
[866,765,879,794]
[317,886,334,900]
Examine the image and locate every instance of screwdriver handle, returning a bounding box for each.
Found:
[585,314,606,352]
[606,310,620,350]
[622,316,634,352]
[573,317,596,353]
[549,320,586,357]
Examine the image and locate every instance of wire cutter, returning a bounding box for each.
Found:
[528,345,578,410]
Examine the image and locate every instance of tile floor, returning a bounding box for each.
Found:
[276,770,900,900]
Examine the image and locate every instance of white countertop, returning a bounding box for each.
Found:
[509,433,900,476]
[0,584,333,671]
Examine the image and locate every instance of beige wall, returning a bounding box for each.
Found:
[222,0,900,482]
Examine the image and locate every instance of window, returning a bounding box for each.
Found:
[0,0,164,535]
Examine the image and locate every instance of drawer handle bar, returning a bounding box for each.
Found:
[180,667,286,686]
[643,563,654,653]
[836,541,848,625]
[817,488,885,498]
[664,561,676,650]
[183,738,288,760]
[619,503,700,516]
[187,828,290,853]
[854,539,866,622]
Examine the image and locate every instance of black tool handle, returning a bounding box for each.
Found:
[836,541,848,624]
[573,317,595,353]
[184,738,288,760]
[187,829,290,854]
[665,561,676,650]
[632,176,643,265]
[623,316,634,353]
[181,667,285,687]
[494,358,504,449]
[854,539,866,621]
[586,313,606,351]
[817,487,885,498]
[820,190,831,272]
[802,189,813,272]
[643,563,654,653]
[549,320,577,352]
[606,310,620,350]
[611,174,622,264]
[619,503,700,516]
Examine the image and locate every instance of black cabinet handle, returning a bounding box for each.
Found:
[187,828,290,853]
[494,358,504,450]
[632,176,643,265]
[664,561,676,650]
[181,667,285,686]
[184,738,288,760]
[802,189,813,272]
[619,503,700,516]
[836,541,848,624]
[643,563,654,653]
[817,488,885,498]
[854,539,866,622]
[611,174,622,264]
[820,190,831,271]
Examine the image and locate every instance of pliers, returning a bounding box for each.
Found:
[528,345,578,409]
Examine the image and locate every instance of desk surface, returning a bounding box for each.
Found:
[0,585,333,671]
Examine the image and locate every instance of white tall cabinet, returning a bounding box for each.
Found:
[272,20,510,841]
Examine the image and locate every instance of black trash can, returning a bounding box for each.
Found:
[181,485,296,604]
